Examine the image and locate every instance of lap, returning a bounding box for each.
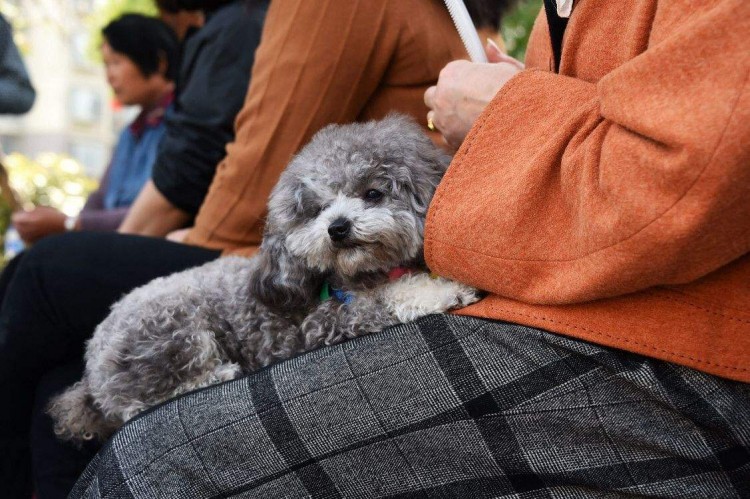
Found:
[0,231,221,366]
[0,231,221,497]
[71,315,750,498]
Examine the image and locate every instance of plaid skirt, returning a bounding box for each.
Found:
[72,315,750,498]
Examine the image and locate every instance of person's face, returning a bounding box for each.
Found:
[101,41,165,107]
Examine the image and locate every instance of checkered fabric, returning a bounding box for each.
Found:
[71,315,750,498]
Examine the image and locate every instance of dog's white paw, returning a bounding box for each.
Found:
[382,273,481,323]
[451,281,482,309]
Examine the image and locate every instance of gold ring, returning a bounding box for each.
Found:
[427,116,435,131]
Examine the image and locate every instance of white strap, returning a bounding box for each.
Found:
[556,0,574,18]
[442,0,488,63]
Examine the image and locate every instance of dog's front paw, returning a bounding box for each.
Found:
[450,281,482,309]
[383,273,481,323]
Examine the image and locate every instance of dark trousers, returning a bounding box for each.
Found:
[0,232,220,499]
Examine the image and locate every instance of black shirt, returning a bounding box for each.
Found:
[152,0,268,216]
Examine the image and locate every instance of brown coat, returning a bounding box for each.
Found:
[185,0,467,253]
[425,0,750,382]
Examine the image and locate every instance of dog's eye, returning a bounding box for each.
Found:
[299,202,320,219]
[364,189,383,202]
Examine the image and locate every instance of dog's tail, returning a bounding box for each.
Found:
[47,379,117,445]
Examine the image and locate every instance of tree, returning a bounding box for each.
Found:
[502,0,542,60]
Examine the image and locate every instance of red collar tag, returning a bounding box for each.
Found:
[387,267,413,281]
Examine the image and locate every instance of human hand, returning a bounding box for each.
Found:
[166,227,191,243]
[11,206,67,244]
[424,40,523,150]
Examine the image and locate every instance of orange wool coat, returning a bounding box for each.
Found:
[425,0,750,382]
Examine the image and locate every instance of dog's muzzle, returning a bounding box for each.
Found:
[328,218,352,242]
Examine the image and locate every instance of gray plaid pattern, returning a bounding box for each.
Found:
[72,315,750,498]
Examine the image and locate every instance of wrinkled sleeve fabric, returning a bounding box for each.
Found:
[78,207,130,232]
[0,15,34,114]
[186,0,399,252]
[425,0,750,304]
[78,164,129,232]
[151,1,267,216]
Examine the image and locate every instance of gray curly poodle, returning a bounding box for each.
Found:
[48,115,479,444]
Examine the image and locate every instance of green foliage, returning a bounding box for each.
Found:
[502,0,543,61]
[0,154,98,262]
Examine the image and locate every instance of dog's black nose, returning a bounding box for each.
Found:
[328,218,352,241]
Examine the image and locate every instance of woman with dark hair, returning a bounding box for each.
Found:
[1,13,177,499]
[11,14,178,244]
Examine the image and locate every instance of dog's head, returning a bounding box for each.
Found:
[252,114,451,309]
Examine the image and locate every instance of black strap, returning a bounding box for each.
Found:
[543,0,569,72]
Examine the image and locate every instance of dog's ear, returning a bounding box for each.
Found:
[250,233,323,311]
[378,114,453,214]
[407,127,453,216]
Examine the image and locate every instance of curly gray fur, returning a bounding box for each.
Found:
[49,114,479,444]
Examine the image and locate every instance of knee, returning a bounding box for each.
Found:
[22,232,86,264]
[0,234,72,302]
[0,235,80,352]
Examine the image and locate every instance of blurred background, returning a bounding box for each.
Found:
[0,0,160,178]
[0,0,542,261]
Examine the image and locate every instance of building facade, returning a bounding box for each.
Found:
[0,0,124,177]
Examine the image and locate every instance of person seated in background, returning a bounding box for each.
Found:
[0,1,268,497]
[119,0,269,235]
[69,0,749,497]
[11,14,178,244]
[118,0,513,241]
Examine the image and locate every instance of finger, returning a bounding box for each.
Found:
[485,39,525,69]
[424,85,437,109]
[441,134,460,153]
[485,38,504,63]
[495,53,525,70]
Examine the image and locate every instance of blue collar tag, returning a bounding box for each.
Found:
[320,282,354,304]
[331,286,354,305]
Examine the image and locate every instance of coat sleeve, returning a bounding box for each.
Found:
[186,0,400,251]
[78,207,130,232]
[425,0,750,304]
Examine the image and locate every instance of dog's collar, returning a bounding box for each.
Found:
[320,267,419,304]
[319,281,354,304]
[387,267,412,280]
